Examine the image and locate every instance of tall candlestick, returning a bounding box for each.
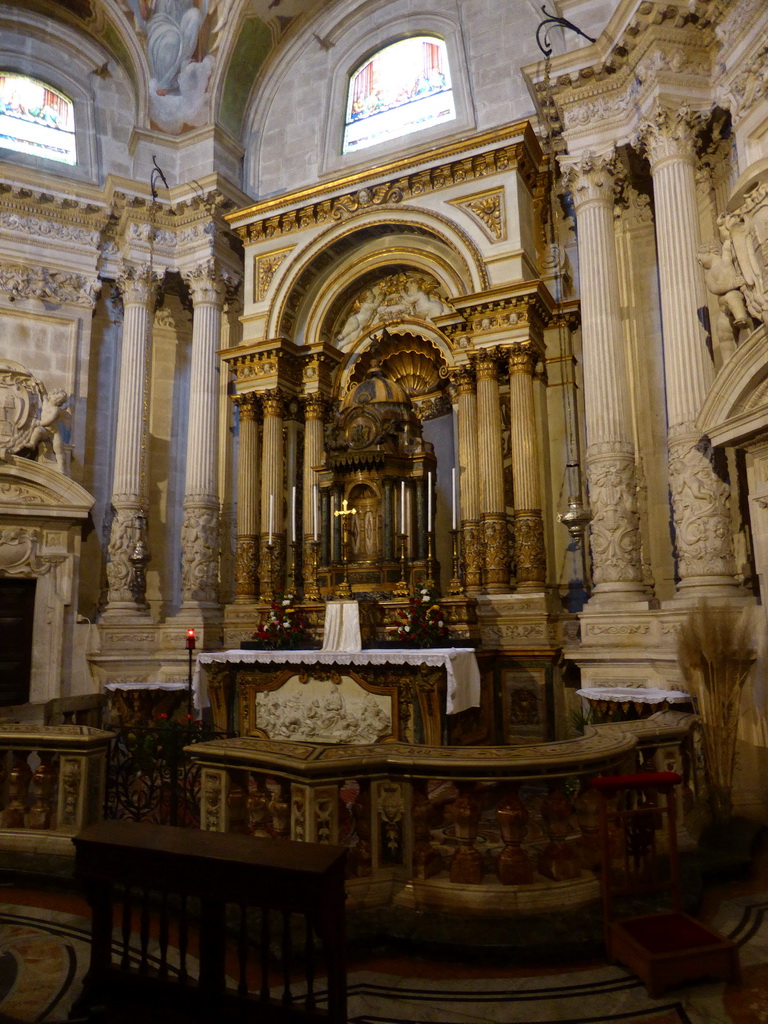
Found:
[291,485,296,543]
[427,471,432,529]
[401,480,405,534]
[452,467,457,531]
[268,493,274,546]
[313,483,319,539]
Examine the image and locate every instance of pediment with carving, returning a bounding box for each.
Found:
[0,455,93,519]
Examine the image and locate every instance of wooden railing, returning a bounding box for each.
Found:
[72,820,347,1024]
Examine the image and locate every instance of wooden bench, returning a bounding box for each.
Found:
[72,820,347,1023]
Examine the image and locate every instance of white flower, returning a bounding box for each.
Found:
[422,595,429,603]
[282,599,291,607]
[404,625,411,632]
[438,620,444,627]
[283,622,290,629]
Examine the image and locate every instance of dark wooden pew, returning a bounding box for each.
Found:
[71,821,347,1023]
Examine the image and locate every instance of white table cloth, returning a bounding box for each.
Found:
[195,648,481,715]
[577,686,691,705]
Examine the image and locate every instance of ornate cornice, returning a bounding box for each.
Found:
[229,127,543,244]
[223,340,304,392]
[0,260,100,307]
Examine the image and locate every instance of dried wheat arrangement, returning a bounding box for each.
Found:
[676,602,759,823]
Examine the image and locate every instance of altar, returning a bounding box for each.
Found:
[195,648,481,746]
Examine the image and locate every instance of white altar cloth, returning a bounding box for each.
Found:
[577,686,691,705]
[321,601,362,652]
[194,648,481,715]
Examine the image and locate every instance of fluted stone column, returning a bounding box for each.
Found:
[636,106,737,596]
[562,151,645,603]
[180,262,227,607]
[105,263,160,617]
[260,389,285,599]
[474,349,509,592]
[507,344,546,589]
[452,367,482,592]
[234,393,260,602]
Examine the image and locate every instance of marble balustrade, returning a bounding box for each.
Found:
[189,712,697,916]
[0,724,113,863]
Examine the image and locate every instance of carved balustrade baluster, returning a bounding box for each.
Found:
[247,776,270,836]
[227,770,249,834]
[349,784,372,878]
[573,785,601,871]
[269,783,290,839]
[411,783,439,879]
[27,751,56,830]
[537,786,581,881]
[1,752,32,828]
[496,785,534,884]
[448,786,483,884]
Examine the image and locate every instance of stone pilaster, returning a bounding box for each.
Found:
[474,349,509,593]
[452,367,482,592]
[636,105,737,596]
[507,344,546,590]
[562,150,645,603]
[260,389,285,598]
[180,261,228,607]
[234,393,260,601]
[105,262,161,617]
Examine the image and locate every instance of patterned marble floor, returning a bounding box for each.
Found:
[0,870,765,1024]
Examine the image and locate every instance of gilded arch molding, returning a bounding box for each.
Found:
[266,208,488,344]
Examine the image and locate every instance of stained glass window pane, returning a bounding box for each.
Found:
[0,74,76,165]
[343,37,455,155]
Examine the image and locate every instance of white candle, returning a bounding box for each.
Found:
[427,471,432,530]
[313,484,319,539]
[400,480,405,534]
[291,486,296,543]
[268,493,274,546]
[452,467,457,530]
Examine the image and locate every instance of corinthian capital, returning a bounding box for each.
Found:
[182,259,231,307]
[449,365,476,397]
[261,388,285,418]
[560,150,619,211]
[472,348,502,381]
[117,262,162,306]
[635,104,705,168]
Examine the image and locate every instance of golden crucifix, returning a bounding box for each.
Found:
[334,497,357,599]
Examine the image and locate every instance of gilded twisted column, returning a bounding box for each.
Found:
[636,105,737,595]
[105,262,160,616]
[452,367,482,592]
[180,261,228,606]
[562,151,645,602]
[474,349,509,592]
[507,344,546,589]
[234,393,260,601]
[260,389,285,598]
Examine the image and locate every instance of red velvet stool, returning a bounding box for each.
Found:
[591,772,740,998]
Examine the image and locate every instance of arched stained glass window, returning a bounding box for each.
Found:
[0,74,76,165]
[343,37,455,155]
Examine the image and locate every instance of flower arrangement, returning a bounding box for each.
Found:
[252,594,314,650]
[395,587,450,647]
